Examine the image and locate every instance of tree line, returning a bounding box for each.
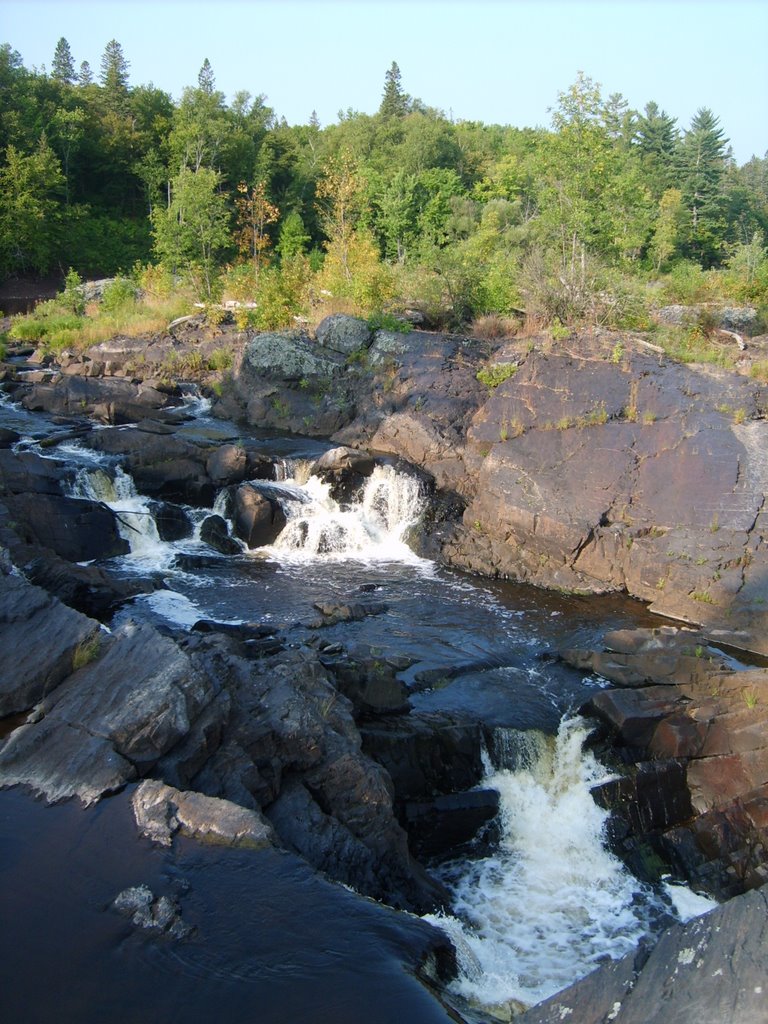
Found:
[1,40,766,327]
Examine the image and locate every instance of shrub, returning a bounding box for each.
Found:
[367,311,410,333]
[476,362,518,388]
[470,314,520,340]
[101,276,139,313]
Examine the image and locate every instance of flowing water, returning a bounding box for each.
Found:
[0,390,718,1022]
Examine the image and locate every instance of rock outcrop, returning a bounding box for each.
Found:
[563,627,768,898]
[519,884,768,1024]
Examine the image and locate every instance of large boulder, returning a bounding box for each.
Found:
[315,314,372,355]
[310,445,375,504]
[242,330,344,382]
[231,484,286,548]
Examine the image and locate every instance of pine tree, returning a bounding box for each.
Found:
[78,60,93,86]
[198,58,215,95]
[99,39,129,93]
[676,107,730,264]
[51,37,75,84]
[379,61,409,119]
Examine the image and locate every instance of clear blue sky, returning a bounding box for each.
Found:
[2,0,767,163]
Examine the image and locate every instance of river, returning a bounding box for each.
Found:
[0,387,716,1023]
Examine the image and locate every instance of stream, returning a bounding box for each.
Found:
[0,388,716,1023]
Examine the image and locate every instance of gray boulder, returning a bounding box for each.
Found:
[242,330,344,381]
[315,314,372,355]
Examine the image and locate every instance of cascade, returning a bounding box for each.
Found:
[68,464,165,560]
[264,463,428,562]
[428,717,665,1011]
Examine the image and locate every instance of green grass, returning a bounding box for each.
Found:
[476,362,518,388]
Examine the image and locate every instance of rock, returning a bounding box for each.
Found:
[521,885,768,1024]
[241,329,344,382]
[0,620,225,804]
[113,884,192,939]
[315,314,372,355]
[310,445,375,503]
[21,375,176,424]
[231,484,286,548]
[404,788,500,860]
[148,501,194,542]
[200,515,241,555]
[0,570,100,716]
[323,653,411,716]
[131,779,275,848]
[206,443,247,485]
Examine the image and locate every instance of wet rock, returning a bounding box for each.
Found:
[0,569,99,716]
[3,492,129,562]
[0,428,19,448]
[112,884,192,939]
[310,445,375,503]
[315,314,372,355]
[200,515,241,555]
[231,483,286,548]
[308,600,389,628]
[132,779,275,848]
[148,501,194,542]
[404,788,500,860]
[361,711,486,801]
[521,885,768,1024]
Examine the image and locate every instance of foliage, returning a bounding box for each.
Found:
[367,311,411,333]
[476,362,518,388]
[0,45,764,344]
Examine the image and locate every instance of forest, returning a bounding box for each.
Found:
[1,37,767,335]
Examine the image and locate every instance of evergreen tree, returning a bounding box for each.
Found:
[99,39,130,95]
[51,37,75,84]
[198,58,215,95]
[379,61,409,119]
[635,101,678,195]
[676,107,730,264]
[78,60,93,86]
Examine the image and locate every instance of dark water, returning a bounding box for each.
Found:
[0,390,672,1023]
[0,787,456,1024]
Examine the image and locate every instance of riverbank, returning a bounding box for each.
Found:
[1,314,767,1021]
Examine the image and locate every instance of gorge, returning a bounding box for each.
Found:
[1,312,767,1023]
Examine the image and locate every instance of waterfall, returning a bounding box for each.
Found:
[68,465,165,561]
[427,717,664,1012]
[265,464,428,562]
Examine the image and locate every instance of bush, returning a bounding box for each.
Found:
[660,261,720,304]
[101,276,139,313]
[367,311,410,333]
[470,314,519,340]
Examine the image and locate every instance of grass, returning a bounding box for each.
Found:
[476,362,518,388]
[750,361,768,382]
[690,590,715,604]
[653,323,736,369]
[72,634,101,670]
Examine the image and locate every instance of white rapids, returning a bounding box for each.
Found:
[427,717,672,1012]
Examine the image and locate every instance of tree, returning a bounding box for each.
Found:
[234,180,279,274]
[78,61,93,86]
[648,188,685,270]
[635,101,678,196]
[676,107,729,264]
[379,61,409,119]
[51,106,87,204]
[0,139,65,275]
[152,166,231,299]
[51,38,76,84]
[197,58,215,95]
[99,39,130,106]
[276,209,310,261]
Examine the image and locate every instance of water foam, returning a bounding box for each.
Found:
[428,717,662,1010]
[266,464,429,564]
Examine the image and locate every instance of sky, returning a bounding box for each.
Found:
[2,0,767,164]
